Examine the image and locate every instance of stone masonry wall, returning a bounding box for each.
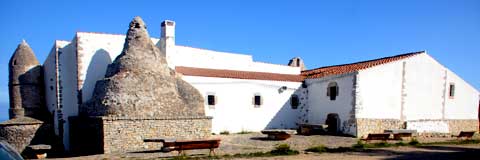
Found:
[356,118,478,138]
[102,116,212,153]
[0,123,42,152]
[447,119,478,135]
[356,118,404,138]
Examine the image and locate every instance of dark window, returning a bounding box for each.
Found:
[291,95,299,109]
[13,60,17,65]
[254,95,262,106]
[207,95,216,105]
[50,86,54,90]
[449,83,455,98]
[327,82,339,101]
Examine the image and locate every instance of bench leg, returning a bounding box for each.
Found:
[177,150,186,156]
[209,148,216,156]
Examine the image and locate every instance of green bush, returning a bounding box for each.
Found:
[270,144,299,155]
[408,138,420,145]
[237,130,252,134]
[352,140,366,149]
[305,145,327,153]
[219,131,230,135]
[395,141,407,146]
[373,141,392,147]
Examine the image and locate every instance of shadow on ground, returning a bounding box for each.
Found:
[354,145,480,160]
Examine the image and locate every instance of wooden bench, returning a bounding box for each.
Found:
[361,133,391,142]
[455,131,476,140]
[298,123,328,135]
[27,144,51,159]
[144,138,221,156]
[384,129,416,140]
[261,129,296,140]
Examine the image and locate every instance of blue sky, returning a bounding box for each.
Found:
[0,0,479,120]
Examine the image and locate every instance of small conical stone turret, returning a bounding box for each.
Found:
[8,40,46,120]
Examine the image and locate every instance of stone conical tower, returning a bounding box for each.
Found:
[8,40,46,120]
[74,17,211,154]
[82,16,205,118]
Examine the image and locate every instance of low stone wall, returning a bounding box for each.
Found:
[356,118,404,138]
[71,116,212,154]
[356,118,479,138]
[447,119,478,135]
[103,116,212,153]
[0,123,42,152]
[0,118,54,155]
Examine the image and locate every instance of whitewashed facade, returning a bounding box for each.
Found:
[41,20,479,149]
[42,21,304,149]
[304,52,480,137]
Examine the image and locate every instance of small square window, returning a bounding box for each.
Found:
[207,95,216,105]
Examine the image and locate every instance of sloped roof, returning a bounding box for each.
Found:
[302,51,425,79]
[176,66,304,82]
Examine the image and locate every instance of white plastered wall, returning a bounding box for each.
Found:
[444,65,479,119]
[355,60,403,119]
[305,72,356,135]
[182,76,302,133]
[57,39,78,150]
[354,53,479,133]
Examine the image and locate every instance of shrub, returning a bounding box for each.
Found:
[270,144,299,155]
[237,130,252,134]
[408,138,420,145]
[352,140,366,149]
[373,141,392,148]
[305,145,327,153]
[219,131,230,135]
[395,141,407,146]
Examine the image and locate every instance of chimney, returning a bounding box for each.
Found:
[161,20,176,69]
[288,57,306,71]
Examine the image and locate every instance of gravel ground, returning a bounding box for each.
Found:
[49,133,478,159]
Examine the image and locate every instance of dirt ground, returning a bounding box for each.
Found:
[50,133,480,160]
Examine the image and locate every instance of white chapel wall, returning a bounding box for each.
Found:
[443,64,479,119]
[182,76,302,133]
[305,72,356,135]
[57,40,78,150]
[355,60,404,119]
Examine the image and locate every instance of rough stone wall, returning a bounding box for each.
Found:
[101,117,212,153]
[0,119,54,154]
[447,119,478,135]
[356,118,404,138]
[0,123,42,152]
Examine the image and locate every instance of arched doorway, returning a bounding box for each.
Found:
[326,113,340,135]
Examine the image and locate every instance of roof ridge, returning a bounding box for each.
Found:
[176,66,303,82]
[302,51,425,78]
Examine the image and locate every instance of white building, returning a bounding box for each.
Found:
[41,20,479,149]
[302,52,480,137]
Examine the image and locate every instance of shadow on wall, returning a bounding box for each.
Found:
[17,65,50,121]
[82,49,112,102]
[265,86,303,130]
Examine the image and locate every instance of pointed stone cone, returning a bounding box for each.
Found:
[8,40,46,120]
[82,16,205,118]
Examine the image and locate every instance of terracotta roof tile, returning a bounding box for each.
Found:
[176,67,304,82]
[302,51,425,79]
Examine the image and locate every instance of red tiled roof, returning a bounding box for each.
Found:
[302,51,425,79]
[176,66,304,82]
